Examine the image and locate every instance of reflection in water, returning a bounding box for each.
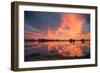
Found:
[24,41,90,61]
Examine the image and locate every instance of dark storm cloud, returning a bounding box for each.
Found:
[24,11,62,33]
[83,14,90,23]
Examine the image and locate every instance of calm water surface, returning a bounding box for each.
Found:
[24,41,90,61]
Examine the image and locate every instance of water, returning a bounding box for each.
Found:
[24,41,90,62]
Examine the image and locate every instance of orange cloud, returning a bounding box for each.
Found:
[59,13,85,38]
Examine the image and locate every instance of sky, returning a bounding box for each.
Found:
[24,11,90,32]
[24,11,90,39]
[24,11,61,34]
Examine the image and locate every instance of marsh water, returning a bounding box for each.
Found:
[24,41,90,61]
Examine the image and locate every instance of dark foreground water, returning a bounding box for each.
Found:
[24,41,90,62]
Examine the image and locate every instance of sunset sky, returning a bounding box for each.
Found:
[24,11,90,40]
